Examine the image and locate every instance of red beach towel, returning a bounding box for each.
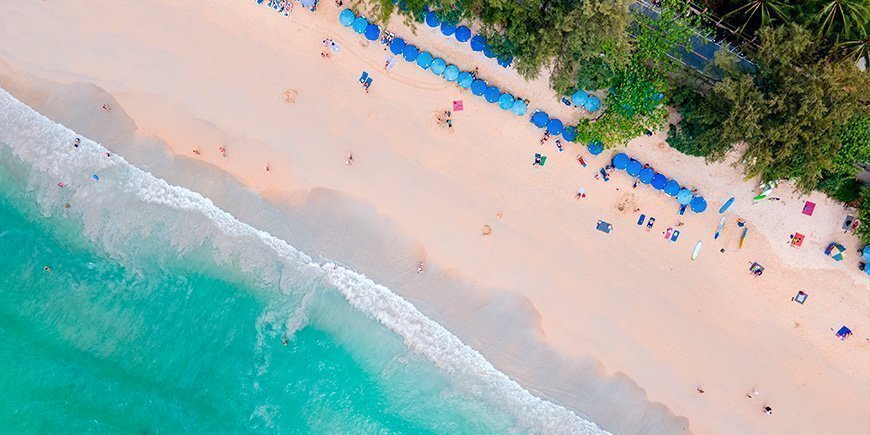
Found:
[802,201,815,216]
[453,100,463,111]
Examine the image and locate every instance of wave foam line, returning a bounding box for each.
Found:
[0,88,606,434]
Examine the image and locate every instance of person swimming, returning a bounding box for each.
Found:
[73,138,80,148]
[43,266,51,272]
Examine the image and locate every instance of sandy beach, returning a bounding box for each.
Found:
[1,0,867,433]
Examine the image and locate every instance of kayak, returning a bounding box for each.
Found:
[692,240,702,260]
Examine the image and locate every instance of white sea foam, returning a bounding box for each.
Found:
[0,88,607,434]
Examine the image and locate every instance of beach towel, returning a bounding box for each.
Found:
[637,214,646,225]
[596,220,612,233]
[385,56,397,71]
[330,41,341,52]
[843,215,855,231]
[794,291,808,304]
[453,100,463,111]
[671,230,680,242]
[802,201,815,216]
[790,233,804,248]
[359,71,369,83]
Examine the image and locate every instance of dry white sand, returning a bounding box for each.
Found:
[0,0,867,433]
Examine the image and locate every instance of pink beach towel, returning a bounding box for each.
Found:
[453,100,463,111]
[802,201,815,216]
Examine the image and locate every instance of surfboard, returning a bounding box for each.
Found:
[692,241,702,260]
[739,227,748,249]
[718,197,735,214]
[714,216,726,239]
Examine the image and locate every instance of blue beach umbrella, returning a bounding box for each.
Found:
[651,173,667,190]
[571,90,588,107]
[498,93,515,110]
[455,26,471,42]
[443,65,459,82]
[497,55,513,68]
[440,22,456,36]
[426,11,440,27]
[588,141,604,156]
[585,95,601,112]
[612,153,629,170]
[626,159,643,177]
[470,35,486,51]
[364,24,380,41]
[339,8,356,26]
[416,52,433,69]
[530,111,549,128]
[353,17,368,34]
[457,71,473,88]
[677,189,693,205]
[430,58,446,75]
[664,179,680,196]
[547,118,563,136]
[512,99,528,116]
[639,167,655,184]
[862,245,870,262]
[690,196,707,213]
[485,85,501,103]
[471,79,487,96]
[483,46,497,58]
[562,125,578,142]
[402,45,419,62]
[389,37,406,55]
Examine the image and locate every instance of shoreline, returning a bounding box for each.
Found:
[1,0,867,433]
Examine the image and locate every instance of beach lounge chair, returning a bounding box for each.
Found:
[596,220,612,233]
[358,71,369,83]
[794,291,808,304]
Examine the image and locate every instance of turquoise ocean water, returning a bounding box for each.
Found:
[0,89,604,433]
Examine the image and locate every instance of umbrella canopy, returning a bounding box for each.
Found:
[571,90,588,107]
[471,79,487,96]
[352,17,368,34]
[483,46,497,58]
[485,85,501,103]
[612,153,629,170]
[530,111,549,128]
[562,126,578,142]
[512,99,528,116]
[588,141,604,156]
[430,58,446,75]
[416,51,433,69]
[364,24,380,41]
[339,8,356,26]
[425,11,440,27]
[497,55,513,67]
[639,167,655,184]
[863,245,870,262]
[677,189,693,205]
[585,95,601,112]
[402,45,419,62]
[498,93,515,110]
[455,26,471,42]
[651,173,667,190]
[626,159,642,176]
[457,71,473,88]
[440,22,456,36]
[389,38,406,55]
[826,243,846,261]
[690,196,707,213]
[443,65,460,82]
[664,179,680,196]
[470,35,486,51]
[547,118,564,136]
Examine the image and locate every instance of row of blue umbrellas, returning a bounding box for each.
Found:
[527,110,597,149]
[611,153,707,213]
[340,10,527,116]
[570,90,601,113]
[424,11,512,68]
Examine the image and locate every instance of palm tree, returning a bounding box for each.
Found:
[724,0,792,36]
[836,34,868,67]
[815,0,868,40]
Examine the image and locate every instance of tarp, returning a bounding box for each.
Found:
[471,79,487,96]
[585,95,601,112]
[430,58,446,75]
[588,141,604,156]
[664,179,680,196]
[651,173,667,190]
[455,26,471,42]
[339,8,356,26]
[530,111,548,128]
[639,167,654,184]
[677,189,693,205]
[389,38,406,55]
[443,65,459,81]
[416,51,433,69]
[626,159,642,177]
[547,118,563,136]
[690,196,707,213]
[571,90,588,107]
[425,11,440,27]
[470,35,486,51]
[485,85,501,103]
[402,45,419,62]
[353,17,368,34]
[484,46,497,58]
[612,153,629,170]
[498,93,515,110]
[512,99,528,116]
[562,126,578,142]
[440,22,456,36]
[364,24,380,41]
[457,71,473,88]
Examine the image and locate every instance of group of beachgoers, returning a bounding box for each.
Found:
[435,110,454,131]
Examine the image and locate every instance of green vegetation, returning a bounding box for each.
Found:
[858,188,870,245]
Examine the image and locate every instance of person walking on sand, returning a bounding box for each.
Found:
[101,104,111,112]
[219,146,227,158]
[264,163,270,172]
[575,188,586,199]
[73,138,80,148]
[346,153,353,166]
[763,406,773,415]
